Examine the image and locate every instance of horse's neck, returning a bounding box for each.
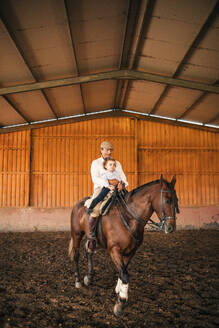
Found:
[126,188,154,220]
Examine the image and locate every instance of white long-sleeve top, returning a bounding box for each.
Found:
[91,157,128,190]
[100,170,121,188]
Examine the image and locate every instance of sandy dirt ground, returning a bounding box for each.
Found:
[0,230,218,328]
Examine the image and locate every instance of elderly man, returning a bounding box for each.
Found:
[86,141,128,252]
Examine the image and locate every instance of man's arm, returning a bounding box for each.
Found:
[116,161,128,187]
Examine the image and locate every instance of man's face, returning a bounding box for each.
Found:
[101,147,113,159]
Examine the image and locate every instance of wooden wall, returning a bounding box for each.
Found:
[138,121,218,206]
[0,130,30,207]
[30,118,137,207]
[0,117,218,208]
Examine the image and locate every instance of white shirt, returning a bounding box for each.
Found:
[100,170,121,187]
[91,157,128,190]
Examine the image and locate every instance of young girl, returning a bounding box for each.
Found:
[86,157,122,214]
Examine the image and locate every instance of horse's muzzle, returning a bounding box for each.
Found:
[164,222,176,234]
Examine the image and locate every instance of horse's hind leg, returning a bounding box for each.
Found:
[69,232,83,288]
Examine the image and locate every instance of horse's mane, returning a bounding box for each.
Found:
[128,178,174,197]
[127,178,179,213]
[128,179,160,197]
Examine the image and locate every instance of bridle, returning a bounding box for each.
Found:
[116,184,179,233]
[159,187,177,230]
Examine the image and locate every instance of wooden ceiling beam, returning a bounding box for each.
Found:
[177,93,207,120]
[177,80,219,123]
[0,14,58,119]
[149,0,219,115]
[178,79,219,119]
[0,70,219,96]
[120,0,156,108]
[204,112,219,124]
[64,0,86,114]
[127,70,219,94]
[2,95,30,123]
[113,0,141,108]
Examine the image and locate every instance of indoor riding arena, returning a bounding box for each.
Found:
[0,1,218,327]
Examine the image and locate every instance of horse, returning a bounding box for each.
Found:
[68,174,179,316]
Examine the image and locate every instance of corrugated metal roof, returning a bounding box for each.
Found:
[0,0,218,131]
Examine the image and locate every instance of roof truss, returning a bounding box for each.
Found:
[0,69,218,96]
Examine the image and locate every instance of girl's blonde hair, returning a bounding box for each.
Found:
[103,157,116,170]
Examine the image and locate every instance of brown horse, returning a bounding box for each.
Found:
[68,175,179,316]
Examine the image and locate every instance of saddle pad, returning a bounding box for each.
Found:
[84,187,114,217]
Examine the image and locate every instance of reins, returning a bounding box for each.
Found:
[116,183,179,233]
[117,192,145,225]
[116,200,138,238]
[115,191,145,247]
[116,192,142,249]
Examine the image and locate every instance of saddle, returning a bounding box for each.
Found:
[84,189,114,217]
[84,183,127,217]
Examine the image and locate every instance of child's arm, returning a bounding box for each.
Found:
[108,179,119,186]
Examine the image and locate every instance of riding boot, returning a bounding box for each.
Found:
[86,215,97,253]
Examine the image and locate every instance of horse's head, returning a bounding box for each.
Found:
[153,175,179,233]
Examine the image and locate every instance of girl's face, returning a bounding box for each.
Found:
[105,160,116,172]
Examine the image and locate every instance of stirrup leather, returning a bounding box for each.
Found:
[85,238,96,253]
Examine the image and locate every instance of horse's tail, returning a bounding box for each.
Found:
[68,237,74,261]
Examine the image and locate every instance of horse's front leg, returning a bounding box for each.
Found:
[110,247,130,316]
[114,267,129,316]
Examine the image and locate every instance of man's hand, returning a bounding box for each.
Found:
[108,179,119,186]
[117,181,123,191]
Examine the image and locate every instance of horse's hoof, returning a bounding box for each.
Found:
[165,225,174,234]
[113,303,123,317]
[84,275,91,286]
[75,281,82,288]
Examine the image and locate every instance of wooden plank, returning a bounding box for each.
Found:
[11,133,16,207]
[60,126,65,207]
[43,128,48,208]
[0,133,2,205]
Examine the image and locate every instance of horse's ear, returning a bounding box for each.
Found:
[171,175,176,187]
[160,174,163,187]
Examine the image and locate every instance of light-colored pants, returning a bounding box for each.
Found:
[84,187,113,217]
